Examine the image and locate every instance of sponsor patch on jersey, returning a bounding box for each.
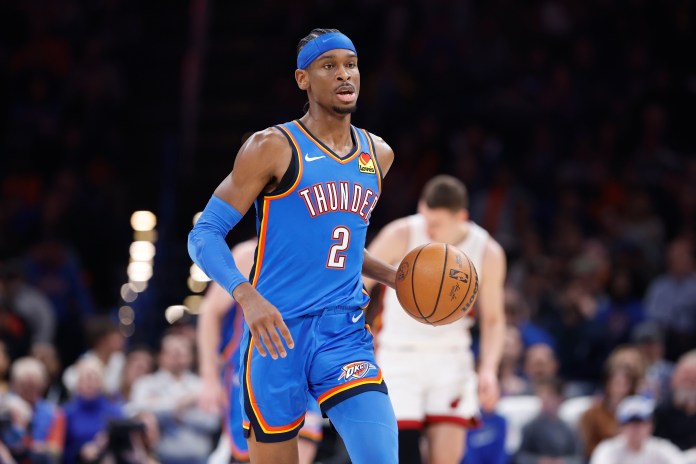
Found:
[358,152,376,174]
[338,361,376,382]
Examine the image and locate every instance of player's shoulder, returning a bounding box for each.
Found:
[379,216,411,239]
[242,127,290,153]
[483,233,506,265]
[363,130,394,174]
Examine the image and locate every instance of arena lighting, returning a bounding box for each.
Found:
[129,241,156,262]
[127,261,153,282]
[119,323,135,338]
[129,280,148,293]
[130,211,157,231]
[183,295,203,313]
[133,230,158,242]
[165,305,187,324]
[187,277,208,293]
[193,211,202,225]
[189,263,211,282]
[119,306,135,325]
[120,283,138,303]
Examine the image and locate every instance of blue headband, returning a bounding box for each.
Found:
[297,32,357,70]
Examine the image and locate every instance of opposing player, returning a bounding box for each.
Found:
[188,28,398,464]
[366,175,506,464]
[197,239,323,464]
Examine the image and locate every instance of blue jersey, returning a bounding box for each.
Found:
[251,120,382,319]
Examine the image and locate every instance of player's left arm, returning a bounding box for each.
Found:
[477,238,507,412]
[362,133,397,288]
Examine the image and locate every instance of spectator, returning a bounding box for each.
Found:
[515,378,583,464]
[0,260,56,347]
[523,343,559,393]
[594,268,645,349]
[499,325,528,396]
[62,317,125,398]
[654,350,696,454]
[504,288,556,349]
[645,237,696,361]
[591,395,685,464]
[632,322,674,402]
[8,357,65,463]
[463,410,507,464]
[62,357,123,464]
[119,346,155,402]
[579,362,641,458]
[0,342,9,394]
[129,334,218,464]
[31,343,69,404]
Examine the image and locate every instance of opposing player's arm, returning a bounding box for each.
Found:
[369,133,395,177]
[188,129,293,360]
[363,219,410,291]
[197,239,256,412]
[476,238,507,411]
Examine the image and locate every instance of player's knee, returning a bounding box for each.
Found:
[398,429,422,464]
[326,391,398,464]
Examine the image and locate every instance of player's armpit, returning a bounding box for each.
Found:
[368,133,395,176]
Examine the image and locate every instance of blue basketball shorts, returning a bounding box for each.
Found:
[224,360,325,459]
[240,307,387,443]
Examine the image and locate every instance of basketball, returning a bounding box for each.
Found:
[395,243,479,326]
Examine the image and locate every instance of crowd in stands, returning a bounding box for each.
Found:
[1,0,695,463]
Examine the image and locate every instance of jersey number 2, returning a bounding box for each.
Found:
[327,226,350,269]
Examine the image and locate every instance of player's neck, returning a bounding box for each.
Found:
[447,222,470,245]
[300,108,353,152]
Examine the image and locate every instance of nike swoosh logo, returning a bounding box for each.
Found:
[351,312,364,323]
[305,153,326,162]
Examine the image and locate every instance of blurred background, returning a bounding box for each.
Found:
[1,0,695,463]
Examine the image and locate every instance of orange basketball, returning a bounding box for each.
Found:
[395,243,479,326]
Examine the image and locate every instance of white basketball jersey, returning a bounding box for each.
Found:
[377,214,489,349]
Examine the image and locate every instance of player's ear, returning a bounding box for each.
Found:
[295,69,309,90]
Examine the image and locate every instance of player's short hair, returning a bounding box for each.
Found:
[297,28,341,54]
[420,175,468,213]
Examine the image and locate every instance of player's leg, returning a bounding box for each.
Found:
[425,424,467,464]
[310,308,399,464]
[424,348,479,464]
[325,391,398,464]
[239,319,313,464]
[377,344,427,464]
[297,398,323,464]
[246,429,299,464]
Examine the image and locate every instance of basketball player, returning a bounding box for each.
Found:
[197,239,323,464]
[366,175,506,464]
[188,29,398,464]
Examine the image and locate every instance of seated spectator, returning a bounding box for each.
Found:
[0,341,9,394]
[504,288,556,349]
[31,343,68,405]
[644,237,696,361]
[63,317,125,398]
[0,260,56,347]
[463,410,507,464]
[119,346,155,402]
[0,391,33,460]
[7,357,65,462]
[523,343,558,392]
[591,395,686,464]
[499,325,528,396]
[128,334,218,464]
[654,350,696,454]
[632,322,674,402]
[579,360,641,458]
[515,378,583,464]
[62,357,124,464]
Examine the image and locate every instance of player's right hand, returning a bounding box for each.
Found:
[234,284,294,360]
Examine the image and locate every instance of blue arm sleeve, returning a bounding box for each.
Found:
[187,195,249,295]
